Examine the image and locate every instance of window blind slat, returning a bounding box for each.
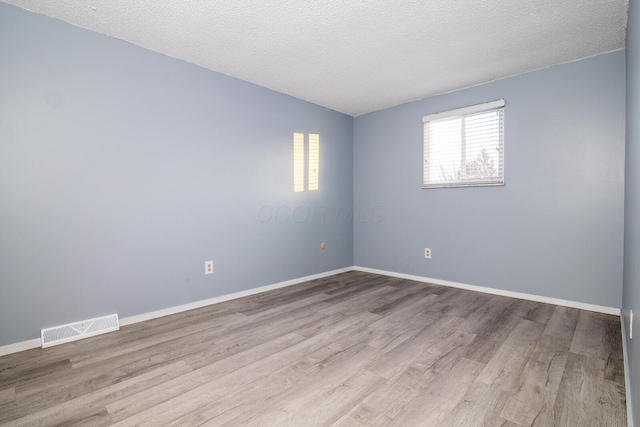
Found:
[422,99,504,123]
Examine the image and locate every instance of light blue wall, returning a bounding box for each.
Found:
[354,51,626,309]
[624,0,640,424]
[0,0,630,360]
[0,3,354,347]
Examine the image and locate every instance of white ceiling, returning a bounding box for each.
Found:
[3,0,629,116]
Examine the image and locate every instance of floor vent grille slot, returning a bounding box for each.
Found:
[41,314,119,348]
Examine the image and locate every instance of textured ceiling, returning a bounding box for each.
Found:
[3,0,629,116]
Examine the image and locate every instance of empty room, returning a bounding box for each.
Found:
[0,0,638,426]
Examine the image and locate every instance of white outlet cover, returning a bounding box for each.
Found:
[205,261,213,275]
[424,248,431,259]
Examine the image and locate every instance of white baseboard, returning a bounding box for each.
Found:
[0,266,621,357]
[0,338,41,357]
[0,266,354,357]
[621,314,635,427]
[120,266,354,326]
[354,266,621,316]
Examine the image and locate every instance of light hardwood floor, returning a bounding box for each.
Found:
[0,271,627,426]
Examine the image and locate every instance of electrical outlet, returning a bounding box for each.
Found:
[631,310,634,339]
[424,248,431,259]
[205,261,213,275]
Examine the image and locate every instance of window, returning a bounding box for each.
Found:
[293,133,305,192]
[293,133,320,192]
[308,134,319,191]
[423,100,504,188]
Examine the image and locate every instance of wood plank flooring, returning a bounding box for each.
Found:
[0,271,627,426]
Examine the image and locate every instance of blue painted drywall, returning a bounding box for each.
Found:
[0,3,354,346]
[0,0,629,357]
[354,51,626,309]
[624,0,640,424]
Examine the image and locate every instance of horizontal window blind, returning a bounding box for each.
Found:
[308,134,319,191]
[293,132,304,192]
[423,100,504,188]
[293,132,320,192]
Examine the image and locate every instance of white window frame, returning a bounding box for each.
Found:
[423,99,505,189]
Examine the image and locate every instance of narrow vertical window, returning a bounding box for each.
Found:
[308,133,319,191]
[293,132,304,192]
